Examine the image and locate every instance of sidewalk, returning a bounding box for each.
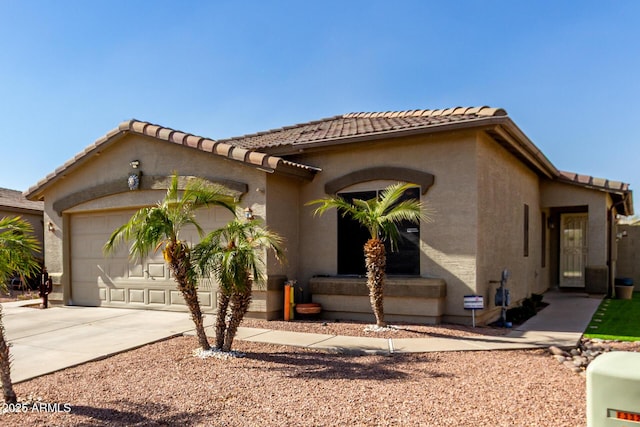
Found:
[2,289,602,383]
[229,289,603,355]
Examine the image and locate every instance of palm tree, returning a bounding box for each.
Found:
[307,183,429,327]
[0,216,41,403]
[104,174,237,350]
[192,218,284,352]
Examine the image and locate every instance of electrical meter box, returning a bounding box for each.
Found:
[587,351,640,426]
[494,288,510,307]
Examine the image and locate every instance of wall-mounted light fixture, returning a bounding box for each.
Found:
[47,222,55,232]
[128,160,141,190]
[244,207,254,220]
[547,217,556,229]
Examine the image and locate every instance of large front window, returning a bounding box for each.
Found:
[337,187,421,276]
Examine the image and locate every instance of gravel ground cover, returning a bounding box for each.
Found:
[4,318,597,427]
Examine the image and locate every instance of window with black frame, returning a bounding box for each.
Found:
[337,186,421,276]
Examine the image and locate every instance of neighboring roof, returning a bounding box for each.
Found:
[0,187,43,213]
[220,106,508,150]
[559,171,634,216]
[25,120,321,200]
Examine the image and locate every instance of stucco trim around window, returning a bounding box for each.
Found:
[324,167,435,195]
[52,175,248,215]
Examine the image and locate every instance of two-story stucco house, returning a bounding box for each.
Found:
[24,106,633,325]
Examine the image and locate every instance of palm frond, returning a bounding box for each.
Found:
[192,218,284,294]
[104,207,169,260]
[306,196,356,218]
[306,182,431,245]
[104,173,238,261]
[0,216,41,291]
[184,179,237,213]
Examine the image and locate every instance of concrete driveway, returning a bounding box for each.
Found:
[1,301,210,383]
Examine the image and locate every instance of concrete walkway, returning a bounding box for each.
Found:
[233,290,603,354]
[1,289,602,383]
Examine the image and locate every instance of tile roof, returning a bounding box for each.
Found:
[558,171,630,194]
[0,187,43,212]
[116,120,319,176]
[25,120,320,200]
[220,106,507,150]
[23,106,633,217]
[558,171,633,216]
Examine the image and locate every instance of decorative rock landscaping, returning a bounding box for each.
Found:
[549,338,640,376]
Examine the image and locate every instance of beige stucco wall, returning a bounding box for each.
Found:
[40,134,268,301]
[292,129,569,323]
[475,132,546,322]
[616,224,640,287]
[540,181,609,267]
[35,124,622,323]
[294,130,480,319]
[265,173,300,280]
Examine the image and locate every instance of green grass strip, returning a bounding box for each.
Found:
[584,292,640,341]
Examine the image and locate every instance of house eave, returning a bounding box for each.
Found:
[557,172,634,216]
[263,116,508,156]
[486,121,558,179]
[25,120,319,201]
[266,115,559,180]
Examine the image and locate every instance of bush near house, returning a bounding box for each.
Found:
[500,293,547,325]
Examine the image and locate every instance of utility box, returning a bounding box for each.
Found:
[587,352,640,426]
[586,265,609,294]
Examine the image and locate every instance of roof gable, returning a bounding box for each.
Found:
[25,120,320,200]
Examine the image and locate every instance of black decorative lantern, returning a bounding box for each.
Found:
[128,160,141,191]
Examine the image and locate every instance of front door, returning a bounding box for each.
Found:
[560,213,588,287]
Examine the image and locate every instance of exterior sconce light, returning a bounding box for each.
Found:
[47,222,55,232]
[244,207,254,220]
[547,217,556,229]
[130,160,140,168]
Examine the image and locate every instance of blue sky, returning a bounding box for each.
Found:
[1,1,638,213]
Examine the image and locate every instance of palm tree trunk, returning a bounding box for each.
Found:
[364,238,386,327]
[214,291,230,350]
[0,306,17,404]
[178,282,210,350]
[222,288,252,352]
[168,256,210,350]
